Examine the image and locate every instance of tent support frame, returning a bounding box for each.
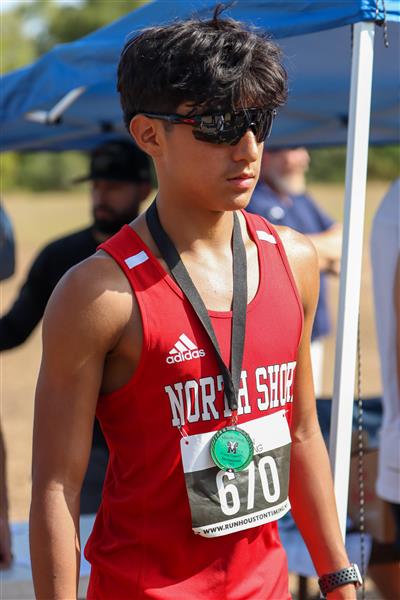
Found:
[329,21,375,539]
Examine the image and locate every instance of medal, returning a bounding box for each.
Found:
[147,201,250,470]
[210,426,253,472]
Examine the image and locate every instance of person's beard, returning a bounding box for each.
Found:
[266,172,307,196]
[93,206,140,236]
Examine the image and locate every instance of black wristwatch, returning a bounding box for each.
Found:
[318,563,363,598]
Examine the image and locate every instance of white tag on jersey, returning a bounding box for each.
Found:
[180,410,291,538]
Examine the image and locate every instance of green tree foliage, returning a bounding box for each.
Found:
[2,0,148,192]
[1,153,19,189]
[2,0,148,67]
[0,9,37,74]
[15,152,87,191]
[308,146,400,182]
[27,0,148,54]
[367,146,400,180]
[51,0,147,44]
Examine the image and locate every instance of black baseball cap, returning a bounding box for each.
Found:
[74,139,151,183]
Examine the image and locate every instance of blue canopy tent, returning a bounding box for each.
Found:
[1,2,399,151]
[1,0,399,540]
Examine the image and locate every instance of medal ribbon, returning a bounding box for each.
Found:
[146,200,247,413]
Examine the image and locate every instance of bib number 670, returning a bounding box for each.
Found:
[216,456,280,517]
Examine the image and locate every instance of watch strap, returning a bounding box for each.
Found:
[318,563,362,597]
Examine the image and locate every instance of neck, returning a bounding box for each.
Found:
[155,193,236,254]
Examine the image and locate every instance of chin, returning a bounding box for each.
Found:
[192,185,254,213]
[225,190,254,211]
[94,220,123,235]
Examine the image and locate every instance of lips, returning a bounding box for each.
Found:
[227,172,255,181]
[226,173,255,190]
[94,206,114,217]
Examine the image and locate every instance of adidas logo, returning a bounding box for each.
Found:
[166,334,206,364]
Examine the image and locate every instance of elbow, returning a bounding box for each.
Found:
[291,424,323,445]
[30,478,81,522]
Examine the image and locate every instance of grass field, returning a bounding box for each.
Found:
[1,181,389,522]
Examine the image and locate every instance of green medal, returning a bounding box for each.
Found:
[147,204,250,470]
[210,426,254,472]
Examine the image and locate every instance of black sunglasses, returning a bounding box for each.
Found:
[138,107,277,146]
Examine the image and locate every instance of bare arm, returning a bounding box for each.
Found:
[30,255,130,599]
[279,227,355,599]
[308,222,342,275]
[0,247,53,351]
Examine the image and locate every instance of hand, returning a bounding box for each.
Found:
[326,583,358,599]
[0,515,13,569]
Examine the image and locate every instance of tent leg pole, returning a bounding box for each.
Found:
[329,21,375,539]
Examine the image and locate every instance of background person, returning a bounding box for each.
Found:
[247,146,342,397]
[0,140,151,352]
[0,426,12,569]
[0,202,15,568]
[369,178,400,599]
[1,139,151,514]
[0,203,15,282]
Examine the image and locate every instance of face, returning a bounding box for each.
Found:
[261,147,310,180]
[133,104,264,213]
[91,179,148,234]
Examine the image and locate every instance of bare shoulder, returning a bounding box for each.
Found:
[43,250,134,353]
[275,224,318,265]
[275,225,319,308]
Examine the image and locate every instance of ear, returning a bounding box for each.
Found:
[129,115,164,158]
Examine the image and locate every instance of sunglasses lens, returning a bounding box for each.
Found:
[251,110,274,142]
[192,109,275,145]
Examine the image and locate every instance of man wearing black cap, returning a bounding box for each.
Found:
[0,140,151,514]
[0,140,151,352]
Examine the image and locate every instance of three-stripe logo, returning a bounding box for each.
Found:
[166,334,206,364]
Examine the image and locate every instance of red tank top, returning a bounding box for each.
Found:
[85,211,303,600]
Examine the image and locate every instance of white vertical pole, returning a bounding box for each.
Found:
[329,21,375,539]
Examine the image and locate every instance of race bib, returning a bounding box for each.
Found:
[180,410,291,538]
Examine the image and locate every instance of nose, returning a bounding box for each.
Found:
[231,129,260,163]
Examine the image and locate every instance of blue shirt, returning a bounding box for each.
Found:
[0,203,15,282]
[247,182,334,340]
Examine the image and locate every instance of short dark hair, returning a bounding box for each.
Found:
[117,5,287,130]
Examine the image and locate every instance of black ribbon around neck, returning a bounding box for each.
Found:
[146,200,247,412]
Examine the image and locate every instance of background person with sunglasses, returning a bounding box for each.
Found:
[30,8,359,600]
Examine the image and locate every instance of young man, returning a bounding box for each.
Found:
[30,11,361,600]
